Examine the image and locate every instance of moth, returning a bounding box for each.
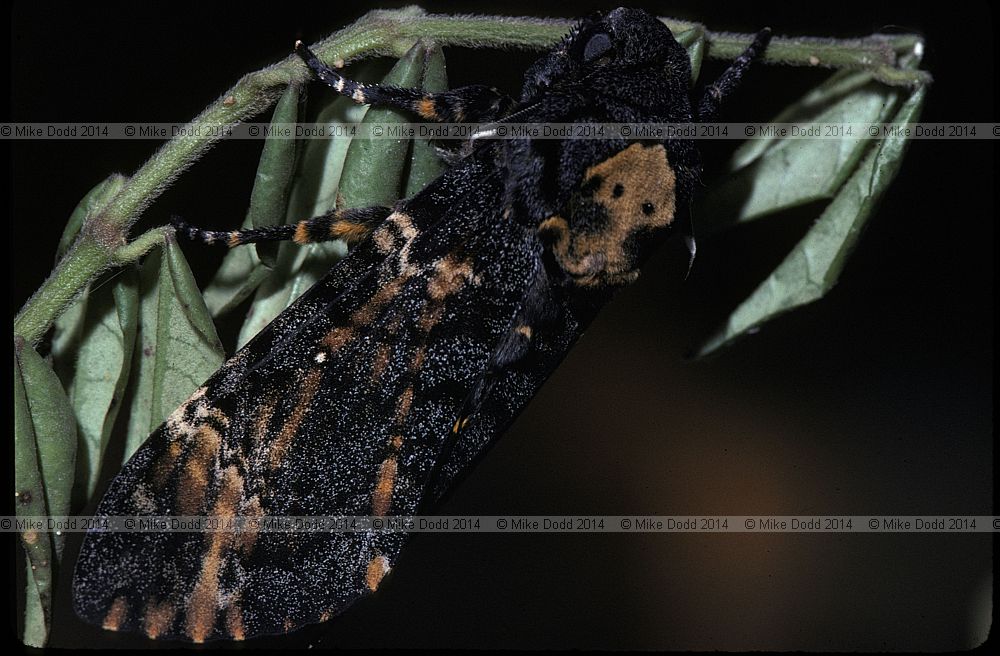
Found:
[72,8,770,641]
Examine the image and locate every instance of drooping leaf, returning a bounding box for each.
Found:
[696,85,926,356]
[235,62,387,348]
[203,83,304,317]
[16,344,77,551]
[404,41,450,196]
[15,344,78,645]
[677,25,706,82]
[14,350,53,647]
[237,45,424,347]
[123,237,225,460]
[338,40,426,207]
[698,70,902,237]
[61,268,139,508]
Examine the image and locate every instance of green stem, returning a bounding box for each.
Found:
[112,226,172,265]
[15,238,108,347]
[706,31,931,86]
[13,8,929,346]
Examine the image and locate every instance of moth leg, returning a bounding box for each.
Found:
[452,322,534,434]
[452,268,558,434]
[696,28,772,122]
[295,42,513,123]
[418,273,556,510]
[172,206,392,247]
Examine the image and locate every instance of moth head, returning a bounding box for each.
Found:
[521,8,690,98]
[568,8,683,67]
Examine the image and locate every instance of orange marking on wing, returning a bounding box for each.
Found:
[410,345,426,372]
[373,225,395,253]
[269,367,324,470]
[372,456,398,516]
[195,403,230,427]
[152,440,184,490]
[236,495,263,556]
[352,277,406,326]
[103,596,128,631]
[371,343,392,383]
[323,326,355,352]
[427,254,474,300]
[143,597,177,639]
[395,386,414,423]
[227,231,241,248]
[391,435,403,449]
[226,601,245,641]
[516,324,533,339]
[418,305,444,332]
[366,555,391,591]
[185,466,245,642]
[253,397,276,445]
[176,425,221,515]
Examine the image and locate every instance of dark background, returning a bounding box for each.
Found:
[10,0,994,650]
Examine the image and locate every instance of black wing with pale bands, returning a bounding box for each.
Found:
[71,157,582,642]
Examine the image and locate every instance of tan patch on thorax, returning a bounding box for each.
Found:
[541,143,676,286]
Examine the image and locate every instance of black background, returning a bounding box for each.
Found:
[10,0,994,649]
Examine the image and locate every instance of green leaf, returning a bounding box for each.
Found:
[696,85,926,356]
[203,83,304,317]
[50,287,89,389]
[235,62,388,348]
[123,237,225,460]
[338,40,426,207]
[698,71,902,237]
[61,268,140,508]
[237,47,422,347]
[22,560,47,647]
[14,349,53,647]
[404,41,449,197]
[15,344,78,645]
[17,344,77,550]
[676,25,706,82]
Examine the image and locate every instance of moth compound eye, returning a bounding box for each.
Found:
[582,32,613,62]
